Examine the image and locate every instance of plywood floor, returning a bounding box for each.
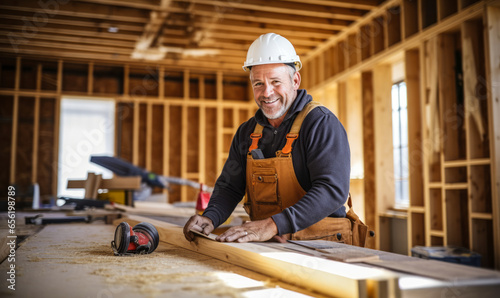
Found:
[0,222,320,298]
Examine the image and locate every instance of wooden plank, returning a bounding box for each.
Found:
[285,240,380,263]
[1,223,327,298]
[122,215,399,298]
[67,176,141,190]
[485,4,500,270]
[365,258,500,282]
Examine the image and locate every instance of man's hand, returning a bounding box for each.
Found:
[216,217,278,243]
[183,215,214,242]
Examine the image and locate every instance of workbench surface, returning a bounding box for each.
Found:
[0,222,318,298]
[2,214,500,298]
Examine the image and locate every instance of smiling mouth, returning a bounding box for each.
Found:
[262,98,279,104]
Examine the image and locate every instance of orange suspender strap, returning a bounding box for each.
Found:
[281,101,323,154]
[248,124,264,153]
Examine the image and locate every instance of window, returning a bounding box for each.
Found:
[392,82,409,208]
[57,97,115,198]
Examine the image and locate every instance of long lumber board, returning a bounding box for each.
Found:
[122,215,400,298]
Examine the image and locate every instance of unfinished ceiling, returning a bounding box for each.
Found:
[0,0,383,72]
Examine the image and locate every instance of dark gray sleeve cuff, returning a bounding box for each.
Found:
[202,210,220,228]
[271,212,293,236]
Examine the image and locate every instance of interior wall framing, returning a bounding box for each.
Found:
[304,0,499,269]
[0,57,253,204]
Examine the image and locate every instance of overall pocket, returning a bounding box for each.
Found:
[252,170,279,205]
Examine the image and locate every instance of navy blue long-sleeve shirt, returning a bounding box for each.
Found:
[203,89,351,235]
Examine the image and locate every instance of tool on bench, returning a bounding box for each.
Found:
[90,156,214,192]
[111,222,159,256]
[25,214,91,225]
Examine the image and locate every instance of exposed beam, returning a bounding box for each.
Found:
[0,5,149,24]
[1,23,139,41]
[177,0,365,21]
[190,4,350,30]
[0,38,132,55]
[191,22,335,39]
[0,30,135,49]
[0,47,244,72]
[75,0,161,10]
[191,31,323,47]
[279,0,379,10]
[0,14,145,33]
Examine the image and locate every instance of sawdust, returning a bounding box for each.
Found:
[28,256,43,262]
[9,225,268,298]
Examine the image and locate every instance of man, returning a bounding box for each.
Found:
[183,33,351,243]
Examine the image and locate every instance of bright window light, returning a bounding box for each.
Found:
[392,81,409,208]
[57,97,115,198]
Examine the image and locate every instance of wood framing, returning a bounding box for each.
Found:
[405,49,424,251]
[373,64,394,250]
[485,4,500,270]
[361,70,376,249]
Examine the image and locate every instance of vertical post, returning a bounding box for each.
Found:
[337,81,347,130]
[159,67,165,100]
[199,76,206,185]
[405,49,423,253]
[10,57,21,184]
[485,4,500,270]
[216,71,223,174]
[132,101,139,166]
[123,65,129,96]
[32,64,43,183]
[88,62,94,95]
[373,64,394,250]
[146,103,152,171]
[361,71,375,249]
[53,60,63,196]
[163,103,170,202]
[181,70,189,201]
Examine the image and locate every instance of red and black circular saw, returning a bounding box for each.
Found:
[111,222,159,256]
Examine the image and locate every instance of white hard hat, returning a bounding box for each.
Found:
[243,33,302,72]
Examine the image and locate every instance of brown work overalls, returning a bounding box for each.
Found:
[244,101,355,243]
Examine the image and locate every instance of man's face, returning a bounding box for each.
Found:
[250,64,300,121]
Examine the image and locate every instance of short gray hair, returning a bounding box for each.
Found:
[249,63,296,83]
